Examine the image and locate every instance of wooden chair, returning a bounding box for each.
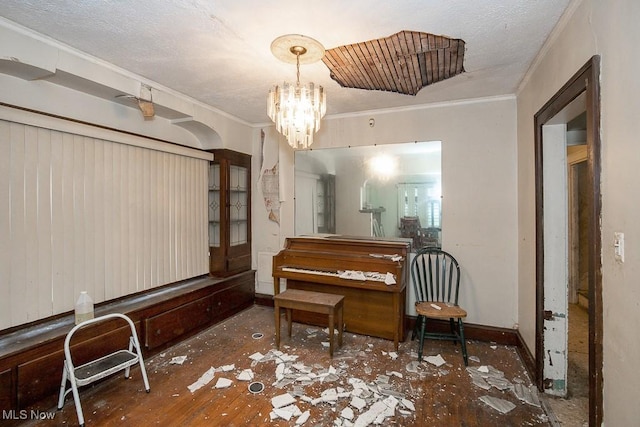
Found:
[58,313,150,426]
[411,248,468,365]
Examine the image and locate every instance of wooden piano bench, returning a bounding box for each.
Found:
[273,289,344,357]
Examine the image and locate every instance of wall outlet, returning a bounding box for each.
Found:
[614,232,625,262]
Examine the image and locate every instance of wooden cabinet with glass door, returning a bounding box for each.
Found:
[208,149,251,277]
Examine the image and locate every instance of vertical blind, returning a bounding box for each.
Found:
[0,117,210,329]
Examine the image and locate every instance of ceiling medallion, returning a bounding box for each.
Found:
[267,34,326,150]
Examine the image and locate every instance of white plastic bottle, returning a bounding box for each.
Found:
[74,291,94,324]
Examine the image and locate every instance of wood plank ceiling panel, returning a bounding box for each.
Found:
[323,31,465,96]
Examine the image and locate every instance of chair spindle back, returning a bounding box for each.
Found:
[411,248,461,305]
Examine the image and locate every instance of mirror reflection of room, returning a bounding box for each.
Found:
[294,140,442,250]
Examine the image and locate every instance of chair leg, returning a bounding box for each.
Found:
[411,315,423,340]
[417,316,427,362]
[69,373,85,427]
[57,364,68,410]
[458,318,468,366]
[449,318,457,345]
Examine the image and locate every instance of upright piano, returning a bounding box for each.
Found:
[272,235,411,350]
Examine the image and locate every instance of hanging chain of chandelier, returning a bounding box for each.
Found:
[267,36,326,150]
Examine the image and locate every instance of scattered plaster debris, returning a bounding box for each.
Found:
[388,351,398,360]
[296,410,310,425]
[272,392,297,409]
[405,361,420,373]
[478,365,490,373]
[479,395,517,414]
[214,377,232,389]
[320,388,338,403]
[424,354,446,367]
[236,369,254,381]
[490,345,498,350]
[219,364,235,372]
[169,355,187,365]
[249,352,265,361]
[375,374,390,384]
[341,406,355,420]
[350,396,367,411]
[487,376,512,391]
[322,342,330,348]
[513,383,541,407]
[386,370,403,378]
[468,355,481,363]
[401,398,415,412]
[187,367,216,393]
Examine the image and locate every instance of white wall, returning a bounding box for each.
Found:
[254,97,519,329]
[516,0,640,423]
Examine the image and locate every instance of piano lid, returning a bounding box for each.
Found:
[287,234,412,254]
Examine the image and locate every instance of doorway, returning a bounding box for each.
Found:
[534,56,602,425]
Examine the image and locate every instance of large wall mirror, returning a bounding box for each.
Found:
[294,141,442,250]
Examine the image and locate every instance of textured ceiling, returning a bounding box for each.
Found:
[0,0,571,124]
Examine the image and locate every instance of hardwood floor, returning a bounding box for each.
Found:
[22,305,550,426]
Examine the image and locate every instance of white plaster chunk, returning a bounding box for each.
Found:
[388,351,398,360]
[271,392,297,409]
[386,370,403,378]
[273,407,293,421]
[296,410,311,425]
[219,364,235,372]
[341,406,355,420]
[236,369,254,381]
[321,388,338,402]
[513,383,541,407]
[281,404,302,417]
[375,374,389,384]
[169,355,187,365]
[424,354,446,367]
[401,398,415,412]
[487,376,512,390]
[479,395,517,414]
[353,400,389,427]
[322,341,330,348]
[350,396,367,410]
[349,378,367,389]
[214,377,232,388]
[249,352,265,361]
[187,366,216,393]
[469,355,481,363]
[478,365,490,373]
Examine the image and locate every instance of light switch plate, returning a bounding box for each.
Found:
[614,232,624,262]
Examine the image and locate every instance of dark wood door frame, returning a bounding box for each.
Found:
[534,56,602,425]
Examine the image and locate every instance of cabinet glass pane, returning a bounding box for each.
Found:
[209,222,220,247]
[209,164,221,247]
[230,190,247,222]
[230,165,248,191]
[229,164,248,247]
[230,220,247,246]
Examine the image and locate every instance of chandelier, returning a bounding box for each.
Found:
[267,35,326,149]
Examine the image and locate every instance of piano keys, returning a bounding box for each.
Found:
[272,235,411,350]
